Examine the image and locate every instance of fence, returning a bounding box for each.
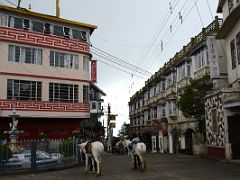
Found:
[0,138,84,173]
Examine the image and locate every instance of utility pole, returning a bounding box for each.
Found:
[17,0,21,8]
[107,103,111,152]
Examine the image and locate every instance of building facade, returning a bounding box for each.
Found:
[129,17,227,154]
[204,0,240,161]
[0,5,97,139]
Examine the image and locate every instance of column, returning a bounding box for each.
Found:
[168,133,173,153]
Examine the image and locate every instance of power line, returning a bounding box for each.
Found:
[92,46,152,76]
[3,0,17,7]
[93,34,159,48]
[130,0,191,94]
[128,0,180,94]
[92,53,147,80]
[91,49,150,78]
[205,0,214,19]
[193,0,204,27]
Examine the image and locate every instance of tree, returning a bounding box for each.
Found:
[118,122,130,137]
[176,75,212,142]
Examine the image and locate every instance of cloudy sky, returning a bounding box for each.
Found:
[1,0,221,135]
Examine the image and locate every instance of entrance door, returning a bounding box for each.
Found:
[185,129,194,155]
[228,116,240,159]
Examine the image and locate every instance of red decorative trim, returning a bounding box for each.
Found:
[0,72,91,83]
[0,100,89,112]
[0,26,91,55]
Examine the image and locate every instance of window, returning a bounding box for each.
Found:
[53,25,63,36]
[187,64,191,76]
[228,0,234,12]
[49,83,78,103]
[83,85,89,102]
[211,109,218,134]
[195,50,206,70]
[168,100,176,116]
[72,29,81,40]
[83,56,89,71]
[166,73,175,88]
[161,81,165,91]
[0,14,8,26]
[7,79,42,100]
[8,45,42,64]
[230,39,237,69]
[32,21,44,33]
[177,63,186,81]
[153,106,157,119]
[236,32,240,65]
[161,105,166,117]
[8,16,23,29]
[50,51,79,69]
[92,102,96,110]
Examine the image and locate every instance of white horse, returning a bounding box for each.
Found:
[78,141,104,176]
[121,139,147,171]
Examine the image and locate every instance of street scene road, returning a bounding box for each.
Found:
[1,153,240,180]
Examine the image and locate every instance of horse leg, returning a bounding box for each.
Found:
[137,154,145,171]
[91,158,96,173]
[85,155,88,173]
[140,153,147,170]
[95,158,101,176]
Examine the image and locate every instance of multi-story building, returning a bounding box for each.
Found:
[0,5,97,139]
[204,0,240,161]
[129,16,227,154]
[80,83,106,134]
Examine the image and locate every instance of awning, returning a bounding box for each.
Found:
[224,101,240,109]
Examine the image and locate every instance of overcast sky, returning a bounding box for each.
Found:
[2,0,221,136]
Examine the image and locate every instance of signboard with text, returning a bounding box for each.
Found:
[91,60,97,83]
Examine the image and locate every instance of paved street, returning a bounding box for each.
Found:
[1,153,240,180]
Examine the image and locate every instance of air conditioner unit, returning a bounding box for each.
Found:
[64,27,70,38]
[44,23,51,34]
[23,19,30,30]
[81,31,87,41]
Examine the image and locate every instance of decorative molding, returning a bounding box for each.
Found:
[0,26,91,55]
[0,72,90,83]
[0,100,89,112]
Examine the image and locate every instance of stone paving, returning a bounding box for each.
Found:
[1,153,240,180]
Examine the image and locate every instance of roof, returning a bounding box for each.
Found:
[90,83,106,96]
[0,5,97,34]
[217,0,226,13]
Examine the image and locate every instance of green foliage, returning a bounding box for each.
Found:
[118,122,130,137]
[59,139,74,157]
[176,75,212,142]
[0,133,5,140]
[0,145,12,161]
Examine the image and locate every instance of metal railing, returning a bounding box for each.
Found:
[0,138,84,173]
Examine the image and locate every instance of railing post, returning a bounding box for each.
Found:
[31,142,37,170]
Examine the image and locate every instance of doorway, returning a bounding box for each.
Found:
[228,116,240,159]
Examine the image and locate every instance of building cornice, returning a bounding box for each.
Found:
[0,5,97,34]
[216,5,240,38]
[0,72,91,83]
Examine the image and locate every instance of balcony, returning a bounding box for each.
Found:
[166,86,177,96]
[177,77,191,89]
[194,66,209,79]
[0,26,90,55]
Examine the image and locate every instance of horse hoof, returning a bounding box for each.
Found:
[96,173,101,176]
